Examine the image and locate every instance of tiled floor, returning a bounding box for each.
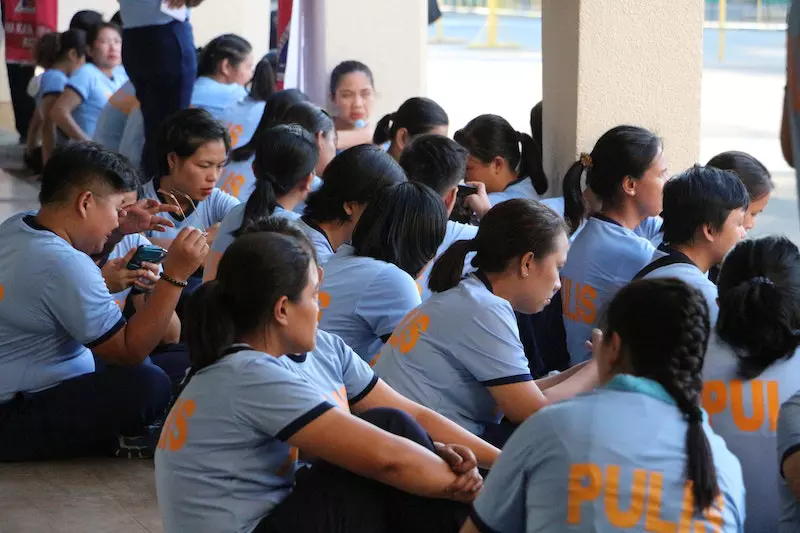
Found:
[0,460,162,533]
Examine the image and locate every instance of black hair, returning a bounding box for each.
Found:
[87,22,121,49]
[237,216,318,265]
[351,181,447,277]
[249,54,277,102]
[304,144,406,223]
[562,125,661,234]
[68,10,102,34]
[717,236,800,379]
[706,151,774,201]
[155,108,232,178]
[36,30,87,69]
[40,142,140,204]
[429,198,567,294]
[185,232,314,372]
[603,278,717,513]
[530,101,543,147]
[110,11,123,28]
[373,97,448,145]
[661,165,749,246]
[329,60,374,98]
[197,34,252,78]
[399,134,467,196]
[278,101,335,138]
[454,114,547,197]
[230,89,310,162]
[235,124,318,235]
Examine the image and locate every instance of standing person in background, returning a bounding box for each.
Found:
[119,0,203,177]
[1,0,57,144]
[330,60,376,151]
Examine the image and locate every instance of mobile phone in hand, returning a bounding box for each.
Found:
[457,184,478,198]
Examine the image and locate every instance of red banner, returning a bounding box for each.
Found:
[275,0,293,90]
[3,0,57,65]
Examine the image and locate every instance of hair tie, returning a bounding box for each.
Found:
[686,407,703,424]
[579,152,593,169]
[749,276,774,287]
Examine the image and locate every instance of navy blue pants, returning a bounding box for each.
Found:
[256,408,470,533]
[0,348,188,462]
[122,21,196,177]
[6,63,35,142]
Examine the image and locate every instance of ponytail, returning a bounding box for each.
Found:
[562,159,588,234]
[197,33,252,78]
[428,239,475,294]
[604,279,719,513]
[236,176,281,236]
[516,130,547,196]
[372,113,394,145]
[184,281,236,373]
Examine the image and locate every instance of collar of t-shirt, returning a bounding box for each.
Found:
[603,374,675,406]
[634,243,699,281]
[590,212,624,227]
[473,270,493,293]
[222,343,307,363]
[301,215,334,250]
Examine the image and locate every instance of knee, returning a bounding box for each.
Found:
[112,363,172,420]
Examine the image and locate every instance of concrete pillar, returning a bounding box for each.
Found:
[541,0,704,195]
[308,0,428,122]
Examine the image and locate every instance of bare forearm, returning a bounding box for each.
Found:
[366,438,459,499]
[52,108,90,141]
[541,360,598,403]
[535,360,589,390]
[120,281,183,362]
[413,407,499,469]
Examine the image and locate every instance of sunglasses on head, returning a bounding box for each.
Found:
[158,188,207,233]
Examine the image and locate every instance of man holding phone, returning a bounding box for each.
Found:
[0,142,209,461]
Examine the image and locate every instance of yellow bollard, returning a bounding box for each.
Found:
[718,0,726,62]
[468,0,519,49]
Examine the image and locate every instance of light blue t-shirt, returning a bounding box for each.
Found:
[634,215,664,247]
[154,346,334,533]
[0,213,125,403]
[211,203,301,258]
[140,179,240,241]
[37,69,68,105]
[318,244,421,362]
[297,217,335,266]
[560,215,655,364]
[417,220,478,302]
[280,330,378,412]
[119,0,182,28]
[778,390,800,533]
[703,335,800,533]
[119,107,145,169]
[191,77,248,119]
[293,176,322,215]
[635,245,720,326]
[374,274,532,435]
[219,97,267,149]
[107,233,161,310]
[471,374,746,533]
[93,81,138,152]
[67,64,128,137]
[488,177,540,206]
[217,156,256,203]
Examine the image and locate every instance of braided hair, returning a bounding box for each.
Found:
[603,278,718,512]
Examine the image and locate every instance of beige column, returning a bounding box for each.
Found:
[541,0,704,195]
[191,1,270,58]
[308,0,428,122]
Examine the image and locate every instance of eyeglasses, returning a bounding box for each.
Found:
[158,188,206,233]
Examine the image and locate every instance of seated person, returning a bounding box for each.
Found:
[399,134,478,301]
[156,226,494,533]
[462,278,745,533]
[93,80,139,154]
[634,165,749,325]
[140,108,239,252]
[560,125,666,364]
[191,34,252,118]
[50,23,128,142]
[703,236,800,533]
[299,144,405,265]
[374,199,597,447]
[318,182,446,362]
[373,97,449,160]
[205,124,318,280]
[0,142,208,461]
[218,53,276,149]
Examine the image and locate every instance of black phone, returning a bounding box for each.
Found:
[126,244,168,270]
[457,184,478,198]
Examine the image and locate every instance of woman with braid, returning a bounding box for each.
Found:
[461,279,745,533]
[702,236,800,533]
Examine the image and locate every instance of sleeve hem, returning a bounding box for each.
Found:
[781,442,800,478]
[349,375,379,406]
[481,374,534,387]
[85,316,126,348]
[469,508,501,533]
[64,85,86,102]
[275,401,335,441]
